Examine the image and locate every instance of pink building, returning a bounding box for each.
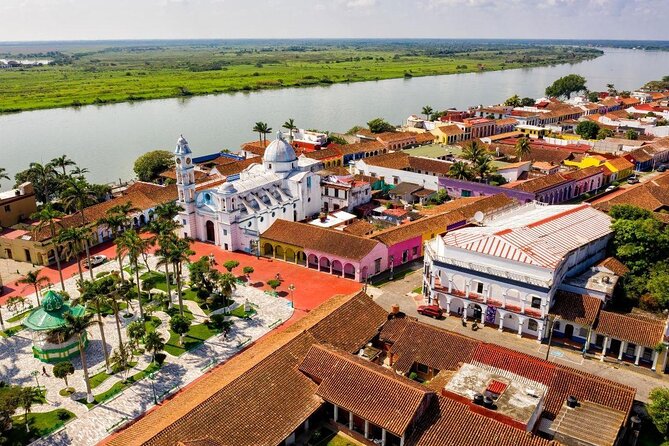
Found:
[564,166,604,198]
[260,219,387,282]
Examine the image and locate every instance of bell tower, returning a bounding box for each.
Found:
[174,135,197,239]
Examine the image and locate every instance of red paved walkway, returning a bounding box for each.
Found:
[189,241,362,325]
[2,239,363,325]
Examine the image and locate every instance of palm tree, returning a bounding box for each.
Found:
[17,271,50,306]
[447,161,474,181]
[19,387,38,432]
[0,167,9,187]
[61,177,97,279]
[514,137,531,162]
[50,155,76,176]
[462,140,487,162]
[252,122,272,145]
[57,227,89,282]
[50,312,97,403]
[70,166,89,179]
[472,154,496,183]
[79,279,112,374]
[115,229,150,320]
[163,238,194,315]
[27,162,57,203]
[97,202,139,282]
[144,331,165,363]
[282,118,297,139]
[421,105,433,121]
[32,204,66,291]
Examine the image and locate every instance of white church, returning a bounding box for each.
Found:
[174,133,323,252]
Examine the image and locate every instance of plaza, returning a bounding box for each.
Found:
[0,241,361,446]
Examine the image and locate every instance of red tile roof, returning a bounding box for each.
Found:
[596,310,665,347]
[388,320,478,374]
[261,219,382,261]
[596,257,630,276]
[549,291,602,326]
[406,396,551,446]
[299,344,433,437]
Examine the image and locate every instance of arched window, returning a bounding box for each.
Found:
[528,319,538,331]
[553,321,561,331]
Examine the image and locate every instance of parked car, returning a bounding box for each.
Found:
[627,176,640,184]
[605,185,618,193]
[84,254,107,268]
[657,164,668,172]
[417,305,443,319]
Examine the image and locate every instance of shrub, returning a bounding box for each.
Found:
[96,271,110,279]
[223,260,240,272]
[267,279,281,290]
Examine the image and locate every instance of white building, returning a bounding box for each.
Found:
[423,203,613,339]
[320,174,372,212]
[175,133,322,252]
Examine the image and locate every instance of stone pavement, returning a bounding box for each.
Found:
[0,258,38,289]
[30,285,293,446]
[371,269,669,403]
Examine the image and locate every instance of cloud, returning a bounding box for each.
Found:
[345,0,377,8]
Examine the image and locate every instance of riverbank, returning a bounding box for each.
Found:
[0,42,601,113]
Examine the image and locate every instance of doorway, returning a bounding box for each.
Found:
[205,220,215,243]
[564,324,574,339]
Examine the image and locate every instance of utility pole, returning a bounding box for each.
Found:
[545,316,558,361]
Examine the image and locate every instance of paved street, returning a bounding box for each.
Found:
[370,268,669,403]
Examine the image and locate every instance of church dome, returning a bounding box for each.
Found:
[263,132,297,163]
[175,135,192,155]
[42,290,64,312]
[220,182,236,194]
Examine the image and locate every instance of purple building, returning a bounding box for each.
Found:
[439,178,535,203]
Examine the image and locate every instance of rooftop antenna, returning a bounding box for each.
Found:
[473,211,485,224]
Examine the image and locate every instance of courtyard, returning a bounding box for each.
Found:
[0,242,361,445]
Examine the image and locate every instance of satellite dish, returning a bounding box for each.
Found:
[473,211,485,223]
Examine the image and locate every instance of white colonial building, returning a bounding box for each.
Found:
[175,133,322,252]
[423,203,613,339]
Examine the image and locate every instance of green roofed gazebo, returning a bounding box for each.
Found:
[24,290,88,363]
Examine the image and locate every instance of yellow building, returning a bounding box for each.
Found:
[563,155,607,170]
[0,182,37,228]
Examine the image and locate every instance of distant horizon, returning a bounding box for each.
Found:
[2,38,669,44]
[2,1,668,42]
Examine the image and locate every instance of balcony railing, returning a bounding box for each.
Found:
[425,244,551,288]
[431,288,544,319]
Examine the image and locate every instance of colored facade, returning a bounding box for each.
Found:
[261,219,387,282]
[176,134,322,252]
[0,182,37,228]
[439,178,535,203]
[24,290,88,363]
[423,204,613,338]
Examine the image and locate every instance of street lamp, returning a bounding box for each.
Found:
[148,371,157,405]
[288,284,295,308]
[545,316,560,361]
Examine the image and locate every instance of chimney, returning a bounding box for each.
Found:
[566,396,578,408]
[473,393,484,405]
[483,396,495,409]
[391,304,400,315]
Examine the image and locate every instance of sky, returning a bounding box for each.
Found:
[1,0,668,42]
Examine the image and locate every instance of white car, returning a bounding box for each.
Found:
[84,255,107,268]
[605,185,618,193]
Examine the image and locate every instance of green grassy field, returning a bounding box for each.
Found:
[4,409,75,445]
[0,41,602,113]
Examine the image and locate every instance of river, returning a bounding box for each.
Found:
[2,47,669,185]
